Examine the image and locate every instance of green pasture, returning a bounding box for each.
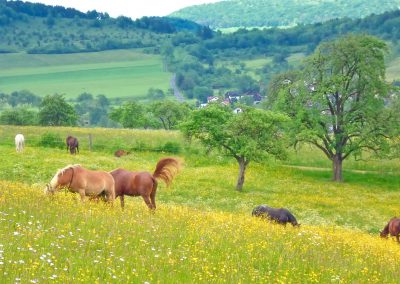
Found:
[1,125,399,231]
[215,53,306,81]
[0,125,400,282]
[0,50,171,99]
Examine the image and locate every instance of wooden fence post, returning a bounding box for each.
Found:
[88,134,92,152]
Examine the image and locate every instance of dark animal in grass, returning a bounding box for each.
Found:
[66,135,79,155]
[380,217,400,243]
[114,149,130,157]
[252,205,299,226]
[110,157,180,210]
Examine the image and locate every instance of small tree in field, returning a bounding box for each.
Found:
[181,104,288,191]
[151,100,191,130]
[268,34,399,181]
[39,94,77,126]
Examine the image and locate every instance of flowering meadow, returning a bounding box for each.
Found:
[0,126,400,283]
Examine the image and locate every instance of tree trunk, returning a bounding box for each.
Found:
[332,155,343,182]
[159,118,167,130]
[236,157,249,191]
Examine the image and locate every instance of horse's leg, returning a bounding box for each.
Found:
[79,189,86,202]
[142,195,154,210]
[396,235,399,243]
[150,189,157,209]
[120,195,125,208]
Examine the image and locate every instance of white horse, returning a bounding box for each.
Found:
[15,134,24,152]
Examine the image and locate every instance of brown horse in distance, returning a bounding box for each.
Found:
[66,136,79,154]
[380,217,400,243]
[45,164,115,203]
[110,157,180,209]
[114,149,130,157]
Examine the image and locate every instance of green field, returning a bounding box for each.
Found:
[0,125,400,282]
[0,50,171,99]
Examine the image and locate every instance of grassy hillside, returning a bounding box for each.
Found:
[0,1,204,54]
[0,50,171,99]
[170,0,400,29]
[0,125,399,282]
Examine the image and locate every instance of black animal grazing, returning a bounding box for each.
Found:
[66,135,79,155]
[252,205,299,226]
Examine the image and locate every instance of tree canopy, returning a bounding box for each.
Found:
[38,94,77,126]
[267,34,399,181]
[181,104,288,191]
[151,100,191,130]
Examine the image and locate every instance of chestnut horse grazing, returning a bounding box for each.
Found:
[45,164,115,203]
[110,157,180,209]
[380,217,400,243]
[66,136,79,154]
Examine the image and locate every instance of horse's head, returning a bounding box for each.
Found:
[45,166,71,194]
[44,183,56,195]
[292,221,300,227]
[380,230,388,238]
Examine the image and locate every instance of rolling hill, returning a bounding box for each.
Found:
[0,0,205,54]
[1,0,400,104]
[170,0,400,29]
[0,50,171,99]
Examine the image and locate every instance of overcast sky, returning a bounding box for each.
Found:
[26,0,221,19]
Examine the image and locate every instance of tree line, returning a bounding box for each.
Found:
[0,91,193,130]
[169,0,400,29]
[162,9,400,102]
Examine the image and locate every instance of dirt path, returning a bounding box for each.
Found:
[170,73,185,102]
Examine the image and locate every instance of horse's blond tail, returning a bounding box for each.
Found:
[152,157,180,187]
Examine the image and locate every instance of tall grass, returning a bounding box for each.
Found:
[0,180,400,283]
[0,125,194,155]
[0,126,399,282]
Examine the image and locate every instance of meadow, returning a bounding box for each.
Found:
[0,50,171,99]
[0,125,400,282]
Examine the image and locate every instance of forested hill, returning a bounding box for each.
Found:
[0,0,209,53]
[170,0,400,29]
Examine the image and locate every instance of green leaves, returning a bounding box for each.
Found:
[181,104,289,163]
[181,104,289,189]
[38,94,77,126]
[268,34,397,181]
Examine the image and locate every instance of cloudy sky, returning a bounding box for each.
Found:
[27,0,221,19]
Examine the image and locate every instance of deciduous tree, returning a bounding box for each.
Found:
[151,100,191,130]
[38,94,77,126]
[181,104,288,191]
[268,35,399,181]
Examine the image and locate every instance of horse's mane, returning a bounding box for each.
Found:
[57,164,81,176]
[49,164,81,188]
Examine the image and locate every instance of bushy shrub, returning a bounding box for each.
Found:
[37,132,64,149]
[162,141,181,154]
